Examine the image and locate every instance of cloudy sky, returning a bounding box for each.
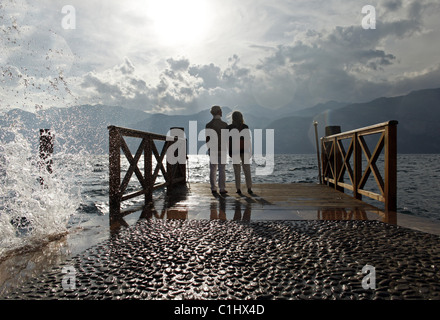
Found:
[1,0,440,114]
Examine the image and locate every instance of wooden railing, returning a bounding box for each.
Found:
[320,120,398,219]
[108,126,186,220]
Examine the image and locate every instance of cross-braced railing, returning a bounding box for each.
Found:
[108,126,186,221]
[321,120,398,221]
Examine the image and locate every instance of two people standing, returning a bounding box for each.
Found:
[205,105,253,196]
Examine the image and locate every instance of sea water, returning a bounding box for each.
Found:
[1,131,440,258]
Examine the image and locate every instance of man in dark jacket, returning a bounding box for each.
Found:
[205,106,228,195]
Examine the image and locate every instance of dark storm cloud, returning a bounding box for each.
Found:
[383,0,403,11]
[251,13,430,106]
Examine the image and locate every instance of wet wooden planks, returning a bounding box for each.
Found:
[151,183,387,222]
[114,183,440,235]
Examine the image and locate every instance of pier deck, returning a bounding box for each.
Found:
[113,182,440,235]
[122,182,384,221]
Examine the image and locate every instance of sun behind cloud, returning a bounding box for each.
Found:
[146,0,211,46]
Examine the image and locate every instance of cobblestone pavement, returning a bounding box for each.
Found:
[3,220,440,300]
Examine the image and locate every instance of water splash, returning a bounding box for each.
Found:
[0,122,83,257]
[0,0,88,258]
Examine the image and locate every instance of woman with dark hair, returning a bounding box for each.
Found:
[227,111,253,195]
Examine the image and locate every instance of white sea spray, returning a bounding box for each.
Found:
[0,122,85,256]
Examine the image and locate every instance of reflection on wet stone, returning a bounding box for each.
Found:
[3,220,440,300]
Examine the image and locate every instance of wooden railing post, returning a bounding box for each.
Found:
[39,129,54,185]
[320,139,327,186]
[145,136,153,202]
[325,126,342,191]
[313,121,322,184]
[334,136,344,192]
[109,126,121,219]
[353,132,362,201]
[384,121,398,223]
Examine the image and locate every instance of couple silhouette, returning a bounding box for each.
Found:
[205,105,253,197]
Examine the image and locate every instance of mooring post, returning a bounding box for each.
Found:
[39,129,54,185]
[108,126,121,219]
[167,127,187,186]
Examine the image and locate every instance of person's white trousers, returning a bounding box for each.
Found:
[209,155,226,192]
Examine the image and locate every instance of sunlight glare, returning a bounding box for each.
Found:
[147,0,211,46]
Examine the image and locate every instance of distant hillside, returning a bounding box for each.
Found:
[281,100,349,117]
[266,87,440,154]
[324,88,440,153]
[1,88,440,154]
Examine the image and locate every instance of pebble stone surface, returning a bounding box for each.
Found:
[4,220,440,300]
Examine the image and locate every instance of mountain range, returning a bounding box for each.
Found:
[1,87,440,154]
